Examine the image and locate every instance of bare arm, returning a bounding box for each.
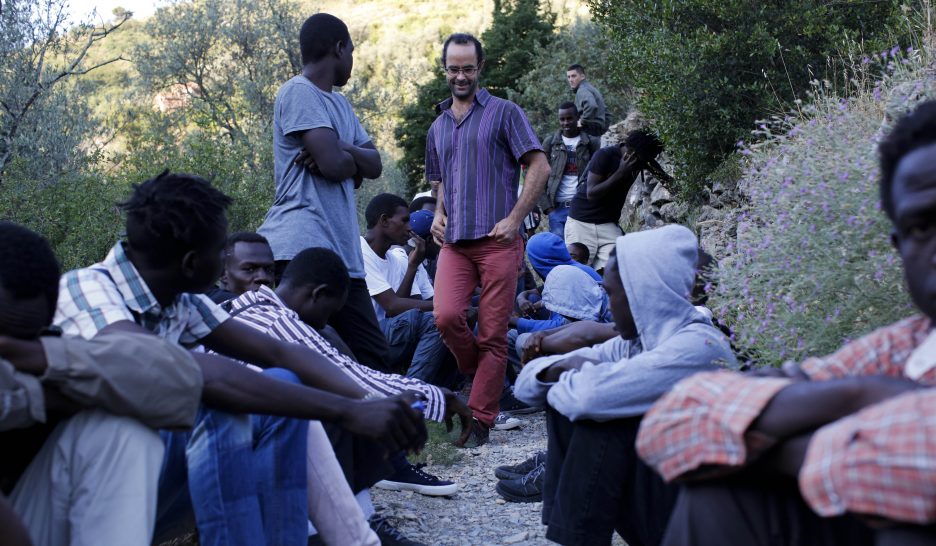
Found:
[749,376,922,441]
[202,320,368,399]
[394,234,425,300]
[299,128,358,182]
[520,321,618,364]
[430,181,447,246]
[194,352,426,454]
[488,150,550,243]
[342,140,382,179]
[373,289,434,318]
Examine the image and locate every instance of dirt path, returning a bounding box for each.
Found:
[373,413,629,545]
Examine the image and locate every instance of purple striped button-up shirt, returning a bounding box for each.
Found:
[425,88,542,243]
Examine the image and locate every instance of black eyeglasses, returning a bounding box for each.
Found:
[444,65,478,77]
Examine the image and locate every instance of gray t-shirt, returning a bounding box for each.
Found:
[258,75,371,278]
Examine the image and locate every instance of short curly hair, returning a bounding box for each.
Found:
[0,222,60,318]
[623,128,665,165]
[878,100,936,220]
[121,171,231,265]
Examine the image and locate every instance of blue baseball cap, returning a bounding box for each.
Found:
[409,209,434,239]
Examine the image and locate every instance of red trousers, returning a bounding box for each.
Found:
[433,237,523,427]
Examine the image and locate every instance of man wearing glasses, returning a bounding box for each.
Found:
[426,33,550,448]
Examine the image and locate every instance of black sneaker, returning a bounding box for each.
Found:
[368,514,426,546]
[454,417,489,448]
[375,463,459,496]
[495,461,545,503]
[494,450,546,480]
[499,386,542,416]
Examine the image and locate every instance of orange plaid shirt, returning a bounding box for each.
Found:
[637,314,936,524]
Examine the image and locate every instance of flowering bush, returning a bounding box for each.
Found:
[710,48,932,365]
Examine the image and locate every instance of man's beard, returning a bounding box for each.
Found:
[449,78,477,99]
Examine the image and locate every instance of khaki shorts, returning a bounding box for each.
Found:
[564,216,623,271]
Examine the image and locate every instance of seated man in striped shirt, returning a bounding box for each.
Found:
[219,240,470,531]
[636,101,936,545]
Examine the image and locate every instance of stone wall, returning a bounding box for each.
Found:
[608,111,742,258]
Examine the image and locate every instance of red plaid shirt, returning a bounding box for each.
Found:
[800,389,936,524]
[637,314,936,523]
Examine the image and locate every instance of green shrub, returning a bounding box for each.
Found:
[0,167,127,270]
[587,0,906,197]
[710,49,930,365]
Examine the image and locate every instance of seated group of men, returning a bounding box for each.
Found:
[0,173,476,546]
[480,100,936,545]
[3,101,935,546]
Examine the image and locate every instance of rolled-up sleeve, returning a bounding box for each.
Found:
[0,359,45,431]
[505,104,543,161]
[40,333,203,429]
[637,371,791,482]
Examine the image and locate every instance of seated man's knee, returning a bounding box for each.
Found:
[73,409,163,454]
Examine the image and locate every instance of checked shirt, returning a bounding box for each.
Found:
[637,315,936,524]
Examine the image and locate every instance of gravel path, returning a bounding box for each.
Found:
[372,413,627,546]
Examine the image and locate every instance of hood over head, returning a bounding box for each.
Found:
[615,225,707,351]
[542,265,604,321]
[527,232,601,282]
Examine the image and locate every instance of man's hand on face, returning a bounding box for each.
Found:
[408,231,427,266]
[488,217,521,244]
[616,149,639,175]
[430,212,447,246]
[440,388,472,436]
[294,149,321,175]
[340,392,428,455]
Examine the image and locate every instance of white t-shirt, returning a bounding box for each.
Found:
[360,238,433,321]
[556,135,581,202]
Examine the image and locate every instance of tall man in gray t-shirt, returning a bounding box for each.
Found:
[258,13,390,371]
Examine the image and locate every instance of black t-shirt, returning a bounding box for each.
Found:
[569,146,631,224]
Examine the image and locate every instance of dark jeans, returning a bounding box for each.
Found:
[321,421,394,494]
[276,260,389,373]
[544,407,678,546]
[662,477,935,546]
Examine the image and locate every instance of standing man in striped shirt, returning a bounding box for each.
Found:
[427,33,550,447]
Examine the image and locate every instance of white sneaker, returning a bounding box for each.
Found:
[493,413,523,431]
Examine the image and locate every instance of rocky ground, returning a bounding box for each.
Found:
[373,413,626,546]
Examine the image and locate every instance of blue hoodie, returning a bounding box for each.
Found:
[515,225,737,421]
[527,232,601,283]
[516,265,607,333]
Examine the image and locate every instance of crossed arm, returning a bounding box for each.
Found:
[297,128,382,182]
[745,374,922,476]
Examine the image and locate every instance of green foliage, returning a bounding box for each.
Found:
[135,0,305,148]
[509,21,630,138]
[587,0,906,197]
[395,73,450,196]
[710,51,928,365]
[481,0,556,97]
[0,0,128,184]
[0,167,127,270]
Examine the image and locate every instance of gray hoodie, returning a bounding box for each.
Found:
[515,225,736,421]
